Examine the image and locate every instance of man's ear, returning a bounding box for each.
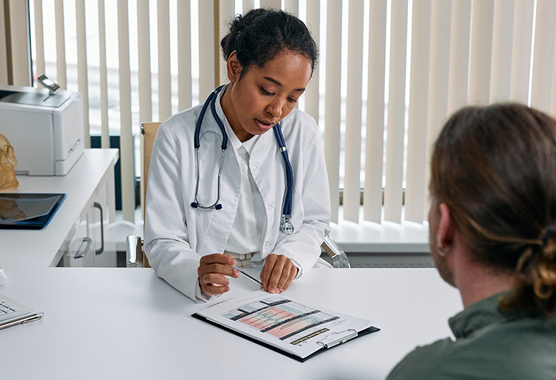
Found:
[437,203,455,250]
[227,51,242,83]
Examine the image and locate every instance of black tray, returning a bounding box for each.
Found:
[0,193,66,230]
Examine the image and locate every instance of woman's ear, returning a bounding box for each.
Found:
[226,51,242,83]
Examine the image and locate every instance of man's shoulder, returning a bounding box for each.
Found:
[386,338,454,380]
[387,317,556,380]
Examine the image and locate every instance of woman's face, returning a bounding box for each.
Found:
[221,50,313,142]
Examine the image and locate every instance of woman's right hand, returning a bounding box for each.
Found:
[198,253,239,297]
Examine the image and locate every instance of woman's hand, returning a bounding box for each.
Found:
[198,254,239,297]
[260,254,298,294]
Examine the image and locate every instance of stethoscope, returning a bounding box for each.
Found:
[190,85,295,235]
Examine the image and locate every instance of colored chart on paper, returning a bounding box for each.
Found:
[223,296,340,341]
[240,306,314,338]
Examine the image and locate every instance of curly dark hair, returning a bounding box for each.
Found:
[220,8,318,78]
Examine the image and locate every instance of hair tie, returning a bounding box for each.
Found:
[541,228,556,247]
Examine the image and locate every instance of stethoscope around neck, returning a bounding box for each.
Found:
[190,85,295,235]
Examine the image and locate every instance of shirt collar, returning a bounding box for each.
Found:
[448,291,523,339]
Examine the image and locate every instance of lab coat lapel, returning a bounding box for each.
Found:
[249,127,287,252]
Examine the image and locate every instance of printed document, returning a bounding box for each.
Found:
[193,291,379,361]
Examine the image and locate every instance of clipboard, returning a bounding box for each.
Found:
[192,292,380,362]
[192,313,379,362]
[0,294,45,331]
[0,193,66,230]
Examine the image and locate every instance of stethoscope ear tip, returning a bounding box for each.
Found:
[191,202,222,210]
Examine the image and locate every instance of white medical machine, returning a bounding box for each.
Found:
[0,80,84,176]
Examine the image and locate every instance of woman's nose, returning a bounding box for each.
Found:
[266,99,283,119]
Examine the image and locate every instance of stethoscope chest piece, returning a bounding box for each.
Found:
[280,216,294,235]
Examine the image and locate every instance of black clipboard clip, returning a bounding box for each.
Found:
[316,329,358,349]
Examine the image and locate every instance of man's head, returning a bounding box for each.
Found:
[429,103,556,316]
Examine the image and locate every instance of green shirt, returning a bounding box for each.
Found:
[386,292,556,380]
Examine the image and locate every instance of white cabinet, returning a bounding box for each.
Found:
[64,219,94,267]
[61,202,116,267]
[59,155,118,267]
[0,149,119,267]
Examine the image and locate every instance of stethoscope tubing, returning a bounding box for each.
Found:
[273,124,293,217]
[194,85,227,149]
[192,85,227,210]
[192,146,226,210]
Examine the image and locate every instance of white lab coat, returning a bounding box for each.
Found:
[144,90,331,301]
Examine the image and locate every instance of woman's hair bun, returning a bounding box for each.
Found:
[220,8,318,76]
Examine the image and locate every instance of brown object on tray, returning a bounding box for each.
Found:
[0,134,19,190]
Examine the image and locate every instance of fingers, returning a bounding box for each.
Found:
[200,274,229,296]
[198,254,239,297]
[260,254,298,294]
[199,253,237,268]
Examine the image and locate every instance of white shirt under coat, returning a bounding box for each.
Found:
[224,127,263,255]
[144,89,331,302]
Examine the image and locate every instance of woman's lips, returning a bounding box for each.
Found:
[255,119,274,131]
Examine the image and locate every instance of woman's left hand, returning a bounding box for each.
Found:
[260,254,298,293]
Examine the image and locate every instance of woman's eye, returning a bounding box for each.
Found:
[261,87,274,96]
[287,97,298,104]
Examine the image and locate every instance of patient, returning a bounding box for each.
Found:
[387,103,556,379]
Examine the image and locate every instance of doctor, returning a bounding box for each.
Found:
[144,8,331,302]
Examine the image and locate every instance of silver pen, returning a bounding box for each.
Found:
[232,266,263,286]
[0,312,44,331]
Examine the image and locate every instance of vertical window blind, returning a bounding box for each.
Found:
[20,0,556,226]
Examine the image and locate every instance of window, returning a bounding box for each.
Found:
[24,0,556,225]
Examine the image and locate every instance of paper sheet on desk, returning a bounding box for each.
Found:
[193,290,378,361]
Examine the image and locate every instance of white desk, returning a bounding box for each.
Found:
[0,149,119,267]
[0,267,462,379]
